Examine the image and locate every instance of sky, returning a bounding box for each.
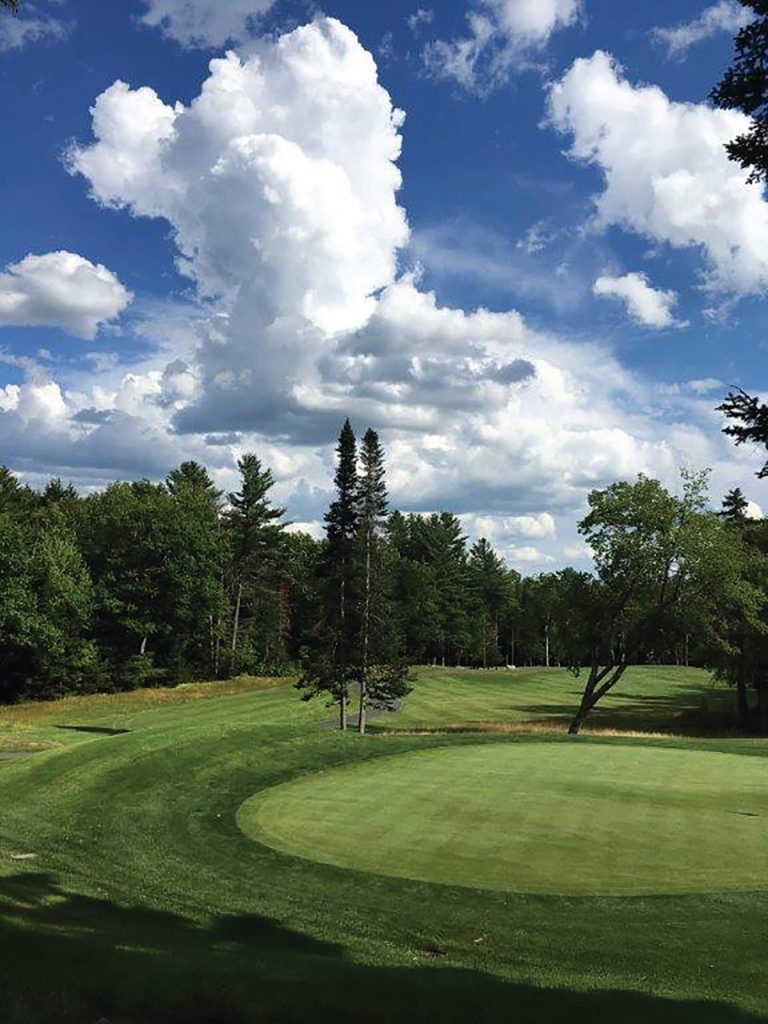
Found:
[0,0,766,568]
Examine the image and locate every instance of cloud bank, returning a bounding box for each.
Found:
[549,51,768,297]
[0,18,758,567]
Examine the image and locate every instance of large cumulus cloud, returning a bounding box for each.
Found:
[0,17,760,566]
[548,51,768,297]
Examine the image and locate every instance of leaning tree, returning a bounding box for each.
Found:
[565,471,760,734]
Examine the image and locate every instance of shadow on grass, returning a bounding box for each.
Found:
[55,726,131,736]
[0,873,762,1024]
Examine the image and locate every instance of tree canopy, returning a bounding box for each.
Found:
[719,389,768,477]
[711,1,768,185]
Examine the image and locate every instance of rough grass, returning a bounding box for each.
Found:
[0,666,766,1024]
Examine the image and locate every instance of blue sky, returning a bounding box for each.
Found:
[0,0,766,566]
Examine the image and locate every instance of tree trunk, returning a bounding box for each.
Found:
[545,623,550,670]
[758,679,768,737]
[231,582,243,657]
[737,676,750,726]
[359,529,372,735]
[339,575,348,732]
[568,659,628,734]
[139,636,148,656]
[340,688,347,732]
[214,614,222,677]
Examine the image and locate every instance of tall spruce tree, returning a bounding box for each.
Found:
[355,430,410,732]
[166,462,227,678]
[467,538,509,668]
[224,455,287,674]
[720,487,751,523]
[422,513,471,665]
[299,420,361,730]
[357,429,387,733]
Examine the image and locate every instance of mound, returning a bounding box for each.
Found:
[238,742,768,896]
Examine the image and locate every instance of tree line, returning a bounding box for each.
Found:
[1,419,767,734]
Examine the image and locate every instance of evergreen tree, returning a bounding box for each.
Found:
[711,2,768,185]
[719,389,768,478]
[357,429,387,732]
[165,462,227,678]
[299,420,361,729]
[356,430,409,732]
[0,512,37,701]
[719,487,750,523]
[0,466,38,518]
[31,508,98,698]
[423,514,471,665]
[388,513,440,664]
[467,538,509,668]
[224,455,287,674]
[78,481,175,688]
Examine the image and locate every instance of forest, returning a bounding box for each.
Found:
[1,418,767,734]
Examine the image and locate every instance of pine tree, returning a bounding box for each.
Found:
[357,430,387,732]
[719,488,750,523]
[467,538,509,668]
[420,513,471,665]
[166,462,226,677]
[299,420,361,730]
[224,455,287,674]
[355,430,410,731]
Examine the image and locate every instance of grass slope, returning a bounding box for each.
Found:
[240,742,768,895]
[0,667,766,1024]
[376,665,738,734]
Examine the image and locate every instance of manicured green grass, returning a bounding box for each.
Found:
[0,667,766,1024]
[377,665,737,734]
[240,743,768,896]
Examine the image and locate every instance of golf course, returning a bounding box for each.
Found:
[1,666,767,1023]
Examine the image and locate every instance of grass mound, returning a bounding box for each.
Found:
[240,742,768,896]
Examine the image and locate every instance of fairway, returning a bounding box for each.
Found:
[2,669,768,1024]
[240,743,768,895]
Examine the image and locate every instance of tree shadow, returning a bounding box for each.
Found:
[0,872,763,1024]
[54,725,131,736]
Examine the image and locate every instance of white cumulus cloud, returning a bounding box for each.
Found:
[70,18,408,437]
[1,16,760,567]
[653,1,754,58]
[425,0,582,92]
[549,51,768,297]
[0,251,132,339]
[140,0,276,48]
[593,272,685,329]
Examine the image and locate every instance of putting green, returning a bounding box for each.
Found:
[238,743,768,895]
